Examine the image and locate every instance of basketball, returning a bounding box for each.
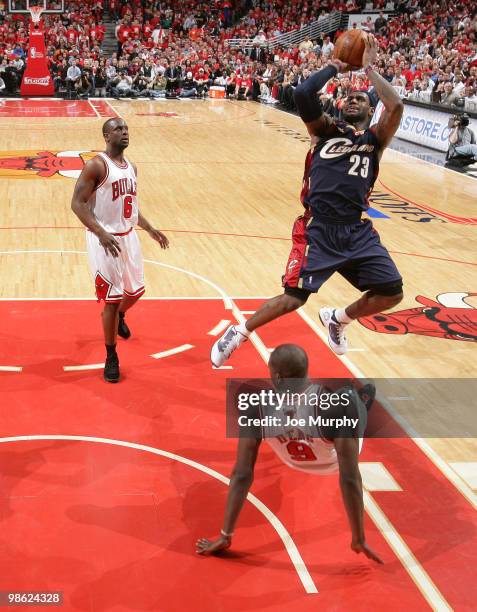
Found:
[333,29,367,68]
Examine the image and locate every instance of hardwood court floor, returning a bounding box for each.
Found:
[0,99,475,463]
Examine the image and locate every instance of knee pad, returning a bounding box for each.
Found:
[284,284,312,303]
[367,280,403,297]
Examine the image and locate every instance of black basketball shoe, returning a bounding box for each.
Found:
[358,383,376,412]
[104,352,120,383]
[117,312,131,340]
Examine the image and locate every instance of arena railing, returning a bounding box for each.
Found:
[226,12,347,49]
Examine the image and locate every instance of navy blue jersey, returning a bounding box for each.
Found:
[301,122,380,220]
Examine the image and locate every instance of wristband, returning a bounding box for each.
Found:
[221,529,233,538]
[364,65,374,77]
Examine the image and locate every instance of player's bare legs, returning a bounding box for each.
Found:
[344,291,403,319]
[102,302,120,382]
[320,288,403,355]
[117,294,141,339]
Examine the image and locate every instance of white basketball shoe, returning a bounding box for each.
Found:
[210,325,248,367]
[319,307,348,355]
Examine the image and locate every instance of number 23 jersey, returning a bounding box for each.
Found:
[301,122,380,219]
[89,152,138,234]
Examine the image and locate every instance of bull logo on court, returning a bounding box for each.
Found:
[359,292,477,342]
[0,150,96,179]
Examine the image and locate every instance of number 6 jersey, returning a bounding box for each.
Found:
[89,152,138,234]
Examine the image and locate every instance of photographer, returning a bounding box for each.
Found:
[446,114,477,168]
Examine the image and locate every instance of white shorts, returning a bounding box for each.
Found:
[86,228,145,303]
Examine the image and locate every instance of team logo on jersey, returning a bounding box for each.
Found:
[287,259,299,273]
[359,292,477,342]
[320,138,374,159]
[0,150,96,179]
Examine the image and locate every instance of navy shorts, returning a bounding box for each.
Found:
[282,212,402,293]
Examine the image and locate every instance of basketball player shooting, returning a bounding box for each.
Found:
[71,118,169,383]
[211,35,404,367]
[197,344,382,564]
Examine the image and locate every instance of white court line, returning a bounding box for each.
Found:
[240,310,256,315]
[63,363,103,372]
[364,491,451,610]
[106,100,124,119]
[207,319,231,336]
[296,307,477,511]
[151,344,194,359]
[0,366,22,372]
[213,365,233,370]
[88,99,101,118]
[388,396,414,401]
[0,434,317,595]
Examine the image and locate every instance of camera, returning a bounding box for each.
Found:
[453,113,470,127]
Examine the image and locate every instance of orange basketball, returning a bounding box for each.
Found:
[333,29,367,69]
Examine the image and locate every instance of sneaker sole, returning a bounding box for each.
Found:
[104,376,120,383]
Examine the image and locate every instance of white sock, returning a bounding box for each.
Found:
[333,308,353,325]
[236,322,251,337]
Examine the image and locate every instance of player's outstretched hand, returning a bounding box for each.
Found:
[148,228,169,249]
[362,33,378,68]
[351,540,384,564]
[99,231,121,257]
[330,59,360,74]
[196,535,232,556]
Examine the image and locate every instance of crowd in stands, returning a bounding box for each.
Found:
[0,0,476,114]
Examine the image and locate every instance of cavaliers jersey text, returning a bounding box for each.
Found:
[88,152,138,234]
[301,122,380,220]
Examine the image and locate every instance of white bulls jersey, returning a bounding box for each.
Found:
[261,385,365,475]
[89,152,138,234]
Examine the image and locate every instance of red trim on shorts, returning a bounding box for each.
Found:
[105,295,123,303]
[93,155,109,191]
[282,209,312,288]
[113,227,133,237]
[124,286,145,298]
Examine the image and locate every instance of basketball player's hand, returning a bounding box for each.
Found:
[351,540,384,564]
[148,228,169,249]
[362,34,378,68]
[195,535,232,555]
[98,231,121,257]
[330,59,359,74]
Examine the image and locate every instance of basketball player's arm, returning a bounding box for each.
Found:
[334,436,383,564]
[71,157,121,257]
[196,437,261,555]
[362,35,403,151]
[293,60,355,138]
[131,163,169,249]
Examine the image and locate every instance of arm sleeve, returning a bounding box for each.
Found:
[293,64,338,123]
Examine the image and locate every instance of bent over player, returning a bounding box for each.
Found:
[71,118,169,383]
[197,344,382,563]
[211,35,403,366]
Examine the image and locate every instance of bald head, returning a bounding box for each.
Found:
[102,118,120,137]
[269,344,309,379]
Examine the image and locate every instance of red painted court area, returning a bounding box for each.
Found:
[0,299,475,611]
[0,99,117,118]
